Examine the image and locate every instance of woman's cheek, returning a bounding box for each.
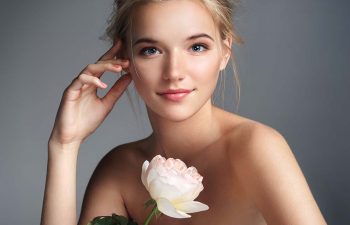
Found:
[132,57,162,77]
[191,55,221,86]
[129,59,161,96]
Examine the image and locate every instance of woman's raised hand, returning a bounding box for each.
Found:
[49,41,132,147]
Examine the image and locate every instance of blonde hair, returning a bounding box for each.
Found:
[103,0,243,112]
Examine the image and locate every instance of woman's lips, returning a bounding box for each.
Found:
[157,89,194,102]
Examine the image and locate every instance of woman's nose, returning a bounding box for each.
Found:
[162,50,185,81]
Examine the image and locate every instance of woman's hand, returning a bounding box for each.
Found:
[49,41,132,147]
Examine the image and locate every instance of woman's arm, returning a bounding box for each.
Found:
[228,123,327,225]
[40,42,131,225]
[41,141,81,225]
[77,147,130,225]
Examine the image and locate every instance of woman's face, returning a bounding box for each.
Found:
[127,0,231,121]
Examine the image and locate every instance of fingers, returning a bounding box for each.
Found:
[70,58,129,95]
[70,73,107,92]
[68,40,129,96]
[79,39,128,78]
[96,59,129,66]
[81,60,129,78]
[102,74,132,108]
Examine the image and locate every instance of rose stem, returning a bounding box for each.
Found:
[143,204,158,225]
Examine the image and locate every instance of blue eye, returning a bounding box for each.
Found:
[141,47,160,56]
[191,44,207,52]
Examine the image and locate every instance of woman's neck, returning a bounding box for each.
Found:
[147,100,222,162]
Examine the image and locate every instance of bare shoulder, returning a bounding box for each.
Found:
[88,140,146,185]
[222,115,327,225]
[225,118,289,158]
[101,140,147,171]
[224,120,297,186]
[78,140,146,225]
[222,116,295,178]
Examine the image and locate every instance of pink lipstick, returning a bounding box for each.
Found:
[157,89,193,102]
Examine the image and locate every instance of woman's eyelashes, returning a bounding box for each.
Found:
[140,47,160,56]
[190,43,208,53]
[138,43,210,57]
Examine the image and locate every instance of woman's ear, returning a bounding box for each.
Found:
[113,38,131,74]
[220,36,233,70]
[113,38,129,60]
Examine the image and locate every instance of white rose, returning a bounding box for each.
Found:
[141,155,209,218]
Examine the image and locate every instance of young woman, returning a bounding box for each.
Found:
[41,0,327,224]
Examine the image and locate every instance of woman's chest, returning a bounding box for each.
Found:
[121,149,266,225]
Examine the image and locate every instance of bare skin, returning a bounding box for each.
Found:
[77,107,326,225]
[41,0,327,225]
[40,42,132,225]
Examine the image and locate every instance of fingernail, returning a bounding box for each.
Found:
[101,82,107,88]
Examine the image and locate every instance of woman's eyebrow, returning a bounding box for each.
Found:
[133,38,158,47]
[132,33,214,47]
[187,33,214,41]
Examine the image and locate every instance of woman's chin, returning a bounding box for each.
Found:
[147,106,199,123]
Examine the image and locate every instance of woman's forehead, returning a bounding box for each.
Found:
[131,0,218,42]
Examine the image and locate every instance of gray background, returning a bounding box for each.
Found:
[0,0,349,224]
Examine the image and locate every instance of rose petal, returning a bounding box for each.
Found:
[175,201,209,213]
[148,179,183,201]
[150,155,164,165]
[141,160,149,188]
[173,183,203,203]
[156,198,191,218]
[146,168,159,189]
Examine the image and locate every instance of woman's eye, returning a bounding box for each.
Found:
[140,47,160,56]
[191,44,207,52]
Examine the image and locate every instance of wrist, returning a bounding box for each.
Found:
[48,139,81,154]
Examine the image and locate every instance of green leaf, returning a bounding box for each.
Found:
[88,213,138,225]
